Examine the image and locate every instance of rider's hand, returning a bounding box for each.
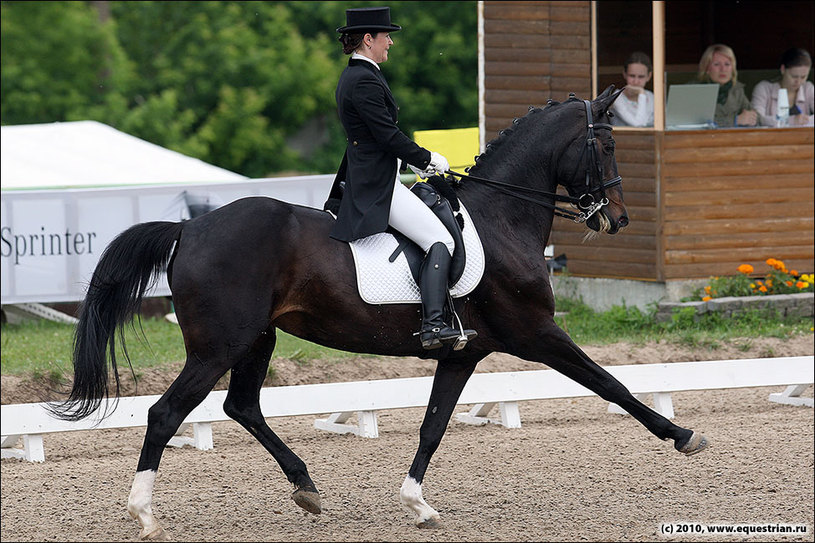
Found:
[408,164,430,179]
[429,152,450,175]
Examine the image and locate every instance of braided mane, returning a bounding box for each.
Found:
[468,97,576,174]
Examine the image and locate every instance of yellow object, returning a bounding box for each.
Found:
[413,127,479,180]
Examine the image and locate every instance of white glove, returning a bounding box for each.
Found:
[428,151,450,175]
[408,163,430,179]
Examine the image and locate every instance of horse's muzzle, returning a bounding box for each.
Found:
[612,212,629,233]
[588,208,628,234]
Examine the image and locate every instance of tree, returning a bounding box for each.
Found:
[1,0,134,125]
[109,1,342,176]
[1,1,478,177]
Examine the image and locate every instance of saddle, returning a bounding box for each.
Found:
[326,176,485,305]
[388,178,467,287]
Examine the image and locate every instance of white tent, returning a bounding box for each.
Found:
[1,120,336,308]
[1,120,246,189]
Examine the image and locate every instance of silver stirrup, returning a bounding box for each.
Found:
[451,309,469,351]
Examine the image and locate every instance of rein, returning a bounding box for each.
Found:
[445,99,622,224]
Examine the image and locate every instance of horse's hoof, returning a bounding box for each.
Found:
[677,431,709,456]
[140,526,169,541]
[292,486,322,515]
[417,516,442,529]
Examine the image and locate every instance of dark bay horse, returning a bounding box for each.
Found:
[51,87,707,539]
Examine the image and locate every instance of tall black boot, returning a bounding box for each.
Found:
[419,242,477,350]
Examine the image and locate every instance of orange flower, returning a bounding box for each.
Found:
[759,285,768,293]
[796,281,807,289]
[785,280,794,287]
[737,264,753,274]
[702,296,712,302]
[703,285,712,294]
[790,269,798,276]
[766,258,777,267]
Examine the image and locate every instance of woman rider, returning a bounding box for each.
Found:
[324,7,476,350]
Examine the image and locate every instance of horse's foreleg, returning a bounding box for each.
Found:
[223,331,321,515]
[520,328,708,455]
[401,356,483,528]
[127,360,228,540]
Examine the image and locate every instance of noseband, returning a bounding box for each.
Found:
[446,99,622,223]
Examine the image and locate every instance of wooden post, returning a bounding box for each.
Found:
[652,1,665,131]
[591,1,598,98]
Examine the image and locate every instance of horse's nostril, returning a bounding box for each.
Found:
[618,215,629,228]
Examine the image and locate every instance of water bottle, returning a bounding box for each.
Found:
[776,88,790,127]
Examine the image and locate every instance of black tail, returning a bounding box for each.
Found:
[48,221,184,421]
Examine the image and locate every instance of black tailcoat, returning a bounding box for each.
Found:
[328,58,432,242]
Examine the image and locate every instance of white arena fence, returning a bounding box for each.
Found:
[2,356,812,463]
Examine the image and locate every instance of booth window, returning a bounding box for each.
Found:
[594,1,814,130]
[595,1,654,130]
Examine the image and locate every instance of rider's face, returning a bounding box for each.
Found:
[366,32,392,63]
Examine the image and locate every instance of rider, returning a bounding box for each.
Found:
[324,6,475,350]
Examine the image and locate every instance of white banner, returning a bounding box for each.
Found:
[1,175,334,304]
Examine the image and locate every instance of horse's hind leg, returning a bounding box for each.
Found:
[127,359,229,540]
[222,329,321,515]
[401,355,483,528]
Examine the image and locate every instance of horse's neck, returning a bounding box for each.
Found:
[460,160,556,252]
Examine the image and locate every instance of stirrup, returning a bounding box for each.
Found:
[450,308,477,351]
[452,329,478,351]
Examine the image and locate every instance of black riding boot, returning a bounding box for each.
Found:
[419,242,477,350]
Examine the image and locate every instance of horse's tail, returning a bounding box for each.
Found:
[48,221,184,421]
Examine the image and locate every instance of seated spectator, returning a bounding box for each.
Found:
[610,51,654,127]
[697,44,758,128]
[752,48,814,127]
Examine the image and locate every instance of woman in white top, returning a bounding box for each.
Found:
[752,48,814,127]
[610,51,655,128]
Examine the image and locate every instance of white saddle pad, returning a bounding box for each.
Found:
[349,202,485,304]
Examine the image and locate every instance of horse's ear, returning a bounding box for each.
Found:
[594,85,624,114]
[597,85,614,99]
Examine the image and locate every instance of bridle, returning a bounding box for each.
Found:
[445,99,622,223]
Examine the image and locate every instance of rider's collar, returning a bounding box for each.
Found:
[351,52,380,70]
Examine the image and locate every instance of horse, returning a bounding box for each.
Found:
[51,86,708,539]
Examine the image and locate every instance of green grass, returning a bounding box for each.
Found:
[0,317,356,377]
[553,298,813,346]
[2,298,812,377]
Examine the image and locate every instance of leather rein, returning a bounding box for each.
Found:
[444,99,622,224]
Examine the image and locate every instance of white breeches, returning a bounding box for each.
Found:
[388,175,455,257]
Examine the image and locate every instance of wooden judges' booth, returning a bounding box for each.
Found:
[479,1,814,284]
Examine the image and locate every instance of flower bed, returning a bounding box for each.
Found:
[657,258,814,322]
[689,259,813,301]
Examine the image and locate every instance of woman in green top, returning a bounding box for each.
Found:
[697,44,758,128]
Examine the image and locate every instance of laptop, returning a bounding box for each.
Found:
[665,84,719,129]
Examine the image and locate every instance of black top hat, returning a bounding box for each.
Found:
[336,7,401,34]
